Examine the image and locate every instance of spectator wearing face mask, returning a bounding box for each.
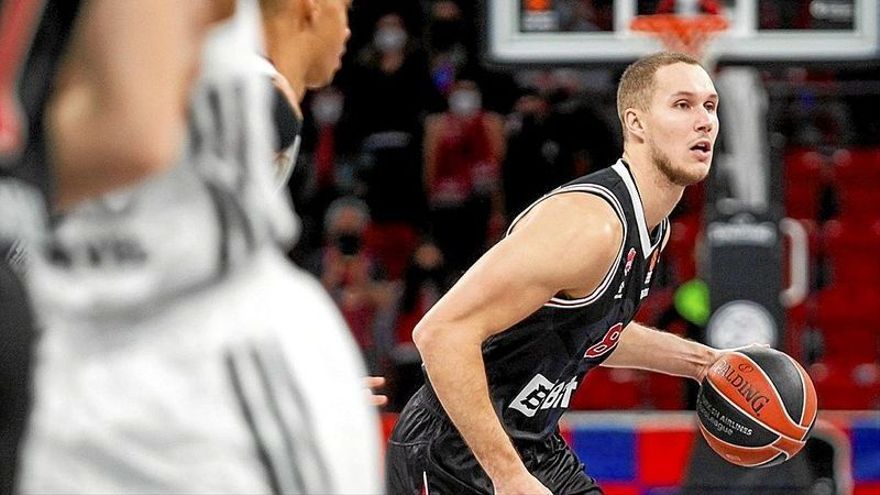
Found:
[424,80,506,277]
[345,13,437,142]
[503,72,619,217]
[310,88,346,190]
[305,197,395,373]
[503,90,566,217]
[426,0,470,96]
[426,0,518,114]
[334,13,437,278]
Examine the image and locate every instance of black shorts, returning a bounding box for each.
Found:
[386,386,602,495]
[0,260,36,495]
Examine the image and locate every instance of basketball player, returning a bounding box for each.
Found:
[253,0,350,186]
[0,1,227,493]
[387,52,726,494]
[19,0,381,493]
[256,0,390,405]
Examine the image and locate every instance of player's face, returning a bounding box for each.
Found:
[644,63,719,187]
[307,0,351,88]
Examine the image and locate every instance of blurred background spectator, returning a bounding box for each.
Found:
[304,197,395,374]
[424,79,506,277]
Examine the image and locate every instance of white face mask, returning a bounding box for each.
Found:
[448,89,481,117]
[374,26,407,53]
[311,92,344,126]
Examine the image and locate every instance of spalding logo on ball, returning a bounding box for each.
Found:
[696,347,818,468]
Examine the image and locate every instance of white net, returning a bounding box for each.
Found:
[630,14,728,71]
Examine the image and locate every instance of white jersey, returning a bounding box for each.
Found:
[21,1,382,493]
[22,250,383,494]
[36,0,296,314]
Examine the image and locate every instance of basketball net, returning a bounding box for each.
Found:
[630,0,729,71]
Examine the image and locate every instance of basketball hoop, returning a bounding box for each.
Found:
[630,14,728,70]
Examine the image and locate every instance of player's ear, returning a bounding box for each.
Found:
[624,108,645,141]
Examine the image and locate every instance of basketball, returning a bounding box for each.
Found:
[696,347,818,468]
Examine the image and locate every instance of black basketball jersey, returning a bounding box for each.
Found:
[0,0,81,259]
[483,159,670,441]
[271,80,302,187]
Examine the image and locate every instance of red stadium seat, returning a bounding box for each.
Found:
[810,361,880,409]
[815,287,877,327]
[828,149,880,222]
[783,149,825,220]
[822,220,880,285]
[785,300,815,363]
[818,323,880,364]
[823,219,880,251]
[665,214,701,283]
[570,367,643,410]
[785,183,820,220]
[645,373,687,410]
[785,148,825,181]
[832,148,880,188]
[838,187,880,223]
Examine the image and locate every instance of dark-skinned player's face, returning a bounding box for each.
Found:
[643,63,719,187]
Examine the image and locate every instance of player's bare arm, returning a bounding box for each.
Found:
[413,193,623,494]
[601,217,718,380]
[601,321,721,381]
[51,0,227,209]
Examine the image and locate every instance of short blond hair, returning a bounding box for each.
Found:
[617,52,703,139]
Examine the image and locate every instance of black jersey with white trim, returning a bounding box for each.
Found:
[271,86,302,187]
[482,159,669,441]
[250,55,302,187]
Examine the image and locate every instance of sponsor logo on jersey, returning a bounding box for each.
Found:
[623,247,636,276]
[615,248,637,299]
[50,235,148,268]
[584,322,624,358]
[509,374,578,418]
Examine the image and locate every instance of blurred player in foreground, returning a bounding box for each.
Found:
[19,0,381,493]
[0,0,227,492]
[256,0,389,406]
[387,52,726,494]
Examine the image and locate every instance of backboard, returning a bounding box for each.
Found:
[487,0,879,64]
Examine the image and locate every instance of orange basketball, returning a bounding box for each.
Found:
[696,347,818,468]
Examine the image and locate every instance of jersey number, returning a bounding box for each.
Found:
[0,0,46,157]
[584,322,624,358]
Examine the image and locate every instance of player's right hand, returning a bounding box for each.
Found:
[492,472,552,495]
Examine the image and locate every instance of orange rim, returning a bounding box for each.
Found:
[630,14,728,56]
[630,13,728,35]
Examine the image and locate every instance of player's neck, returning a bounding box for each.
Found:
[621,150,685,230]
[272,72,303,119]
